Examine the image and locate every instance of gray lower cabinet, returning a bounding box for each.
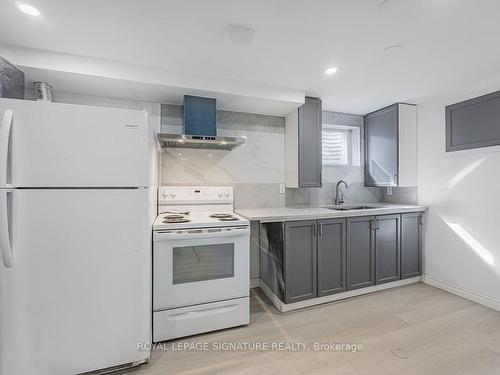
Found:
[259,212,423,305]
[401,212,423,279]
[298,97,322,187]
[317,219,347,297]
[259,222,285,301]
[284,220,317,303]
[346,216,375,290]
[375,214,400,284]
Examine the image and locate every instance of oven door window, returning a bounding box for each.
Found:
[173,243,235,284]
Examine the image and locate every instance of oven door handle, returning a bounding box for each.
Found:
[154,226,250,241]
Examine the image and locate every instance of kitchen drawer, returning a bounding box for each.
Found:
[153,297,249,342]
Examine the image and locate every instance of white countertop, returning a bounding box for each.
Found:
[235,203,427,222]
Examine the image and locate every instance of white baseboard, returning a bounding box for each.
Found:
[250,278,260,289]
[422,274,500,312]
[259,277,422,312]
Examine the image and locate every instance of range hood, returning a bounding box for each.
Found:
[158,95,246,151]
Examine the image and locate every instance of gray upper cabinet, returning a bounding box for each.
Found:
[401,212,423,279]
[285,97,322,188]
[446,90,500,152]
[374,214,400,284]
[284,220,317,303]
[365,103,417,187]
[346,216,375,290]
[317,218,346,297]
[299,97,322,187]
[365,105,398,186]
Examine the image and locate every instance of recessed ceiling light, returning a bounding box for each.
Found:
[17,3,41,16]
[324,67,338,75]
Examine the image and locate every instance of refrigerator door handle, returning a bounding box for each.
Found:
[0,188,13,268]
[0,109,14,187]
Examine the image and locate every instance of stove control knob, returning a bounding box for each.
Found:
[170,193,177,199]
[162,192,168,199]
[218,193,223,198]
[224,193,231,198]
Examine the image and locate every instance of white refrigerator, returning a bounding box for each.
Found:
[0,99,154,375]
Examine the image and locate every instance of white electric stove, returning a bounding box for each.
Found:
[152,186,250,342]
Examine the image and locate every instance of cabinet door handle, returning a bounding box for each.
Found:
[313,224,317,237]
[419,215,424,226]
[318,222,323,236]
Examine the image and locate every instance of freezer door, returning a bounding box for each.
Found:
[0,189,151,375]
[0,99,149,187]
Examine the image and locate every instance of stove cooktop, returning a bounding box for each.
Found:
[153,211,249,230]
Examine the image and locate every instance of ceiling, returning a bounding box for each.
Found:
[1,0,500,114]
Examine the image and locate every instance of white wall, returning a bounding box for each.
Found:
[418,84,500,308]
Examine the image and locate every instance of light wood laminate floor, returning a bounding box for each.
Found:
[124,283,500,375]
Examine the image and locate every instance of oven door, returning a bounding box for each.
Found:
[153,226,250,310]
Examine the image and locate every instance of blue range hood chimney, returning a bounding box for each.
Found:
[183,95,217,137]
[157,95,246,151]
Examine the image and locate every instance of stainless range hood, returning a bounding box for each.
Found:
[157,134,245,151]
[158,95,246,151]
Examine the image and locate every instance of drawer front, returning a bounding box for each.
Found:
[153,297,249,342]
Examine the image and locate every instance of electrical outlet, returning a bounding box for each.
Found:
[279,183,285,194]
[386,187,393,195]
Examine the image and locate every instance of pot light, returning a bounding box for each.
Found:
[17,3,41,16]
[324,67,338,75]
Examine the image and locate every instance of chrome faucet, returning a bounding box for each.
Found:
[335,180,348,205]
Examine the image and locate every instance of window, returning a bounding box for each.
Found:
[322,125,361,167]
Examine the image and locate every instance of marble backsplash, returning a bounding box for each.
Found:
[286,182,382,207]
[160,104,417,209]
[160,104,288,209]
[160,105,285,185]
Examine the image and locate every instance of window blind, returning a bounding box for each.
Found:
[322,128,349,165]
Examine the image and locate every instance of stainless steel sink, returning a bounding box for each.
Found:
[324,205,379,211]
